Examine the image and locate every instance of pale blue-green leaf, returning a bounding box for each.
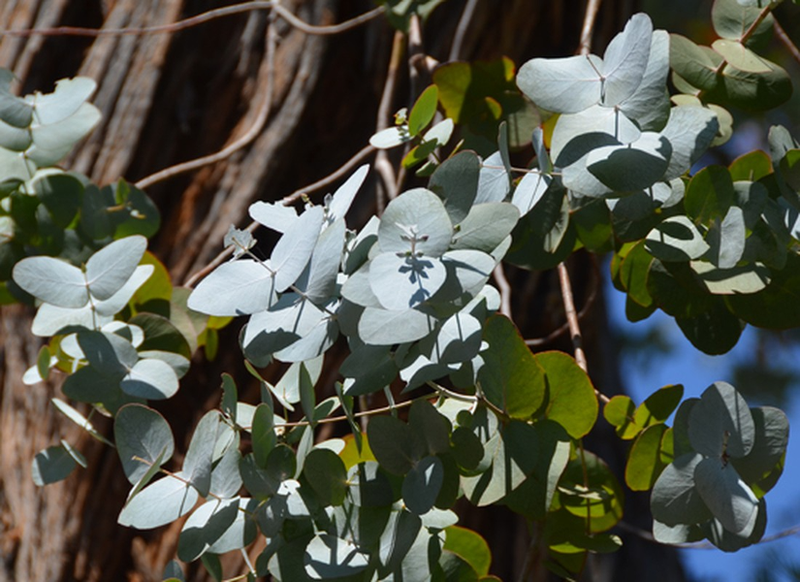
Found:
[118,474,199,529]
[31,302,101,336]
[555,132,618,198]
[188,259,276,316]
[695,457,758,534]
[183,410,221,496]
[452,203,519,252]
[295,218,345,303]
[32,77,97,124]
[137,351,191,379]
[690,261,771,295]
[207,497,258,555]
[661,106,720,180]
[712,39,771,73]
[0,117,32,150]
[242,293,326,356]
[79,330,138,376]
[223,226,255,258]
[304,534,369,579]
[121,358,179,400]
[249,201,298,233]
[379,510,423,571]
[115,403,175,484]
[327,164,369,224]
[706,206,746,269]
[476,152,510,204]
[0,69,33,127]
[434,311,482,365]
[177,498,237,561]
[532,127,551,173]
[210,442,243,498]
[403,456,444,515]
[645,216,710,261]
[550,105,641,163]
[378,188,452,257]
[600,13,653,106]
[688,381,756,458]
[620,30,670,131]
[27,102,101,166]
[13,256,88,307]
[439,249,495,299]
[0,147,33,182]
[341,264,382,308]
[273,308,338,363]
[95,264,154,316]
[650,452,713,526]
[562,156,614,198]
[52,398,113,446]
[429,152,480,226]
[652,520,705,544]
[369,253,447,311]
[271,357,322,407]
[587,132,671,192]
[423,118,454,148]
[84,235,148,301]
[732,406,789,486]
[511,170,551,216]
[60,439,87,468]
[270,206,324,293]
[516,54,603,113]
[32,445,77,486]
[359,307,435,345]
[370,125,412,149]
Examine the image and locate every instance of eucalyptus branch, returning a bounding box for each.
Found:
[278,396,421,429]
[426,381,478,404]
[449,0,480,61]
[182,143,377,288]
[135,17,277,189]
[578,0,603,56]
[526,255,599,346]
[493,264,513,318]
[556,261,589,373]
[774,17,800,65]
[131,455,225,502]
[375,31,406,209]
[0,1,384,38]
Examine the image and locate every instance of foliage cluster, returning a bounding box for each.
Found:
[1,0,799,580]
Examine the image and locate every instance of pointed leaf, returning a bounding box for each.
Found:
[13,256,88,308]
[271,206,324,292]
[119,475,199,529]
[188,259,276,316]
[183,411,222,496]
[517,55,603,113]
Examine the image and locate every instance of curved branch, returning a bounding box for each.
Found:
[0,2,384,38]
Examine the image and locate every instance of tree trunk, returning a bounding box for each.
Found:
[0,1,688,580]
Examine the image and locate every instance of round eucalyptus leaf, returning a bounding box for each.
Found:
[476,152,511,204]
[403,456,444,516]
[32,76,97,124]
[28,102,101,166]
[600,12,653,106]
[690,260,770,295]
[688,381,755,459]
[188,259,276,317]
[551,105,641,163]
[434,311,483,366]
[645,216,710,262]
[451,203,519,253]
[587,133,671,192]
[620,30,671,131]
[13,255,88,308]
[650,452,712,526]
[31,445,77,486]
[270,205,324,293]
[118,474,199,529]
[85,236,147,301]
[120,358,179,400]
[428,151,480,224]
[538,350,598,438]
[369,253,447,311]
[249,201,298,233]
[115,403,175,484]
[242,293,326,357]
[661,105,720,181]
[178,498,240,562]
[303,448,348,506]
[304,534,369,579]
[694,457,758,535]
[348,461,396,507]
[517,54,603,114]
[731,406,789,490]
[378,189,452,257]
[651,520,705,545]
[359,306,435,345]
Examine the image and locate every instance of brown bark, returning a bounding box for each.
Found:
[0,1,688,580]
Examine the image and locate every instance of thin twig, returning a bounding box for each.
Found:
[182,143,377,288]
[774,18,800,65]
[578,0,603,55]
[374,30,406,209]
[448,0,480,61]
[0,1,384,37]
[278,396,420,428]
[427,381,478,404]
[526,256,599,346]
[493,264,512,318]
[136,17,278,190]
